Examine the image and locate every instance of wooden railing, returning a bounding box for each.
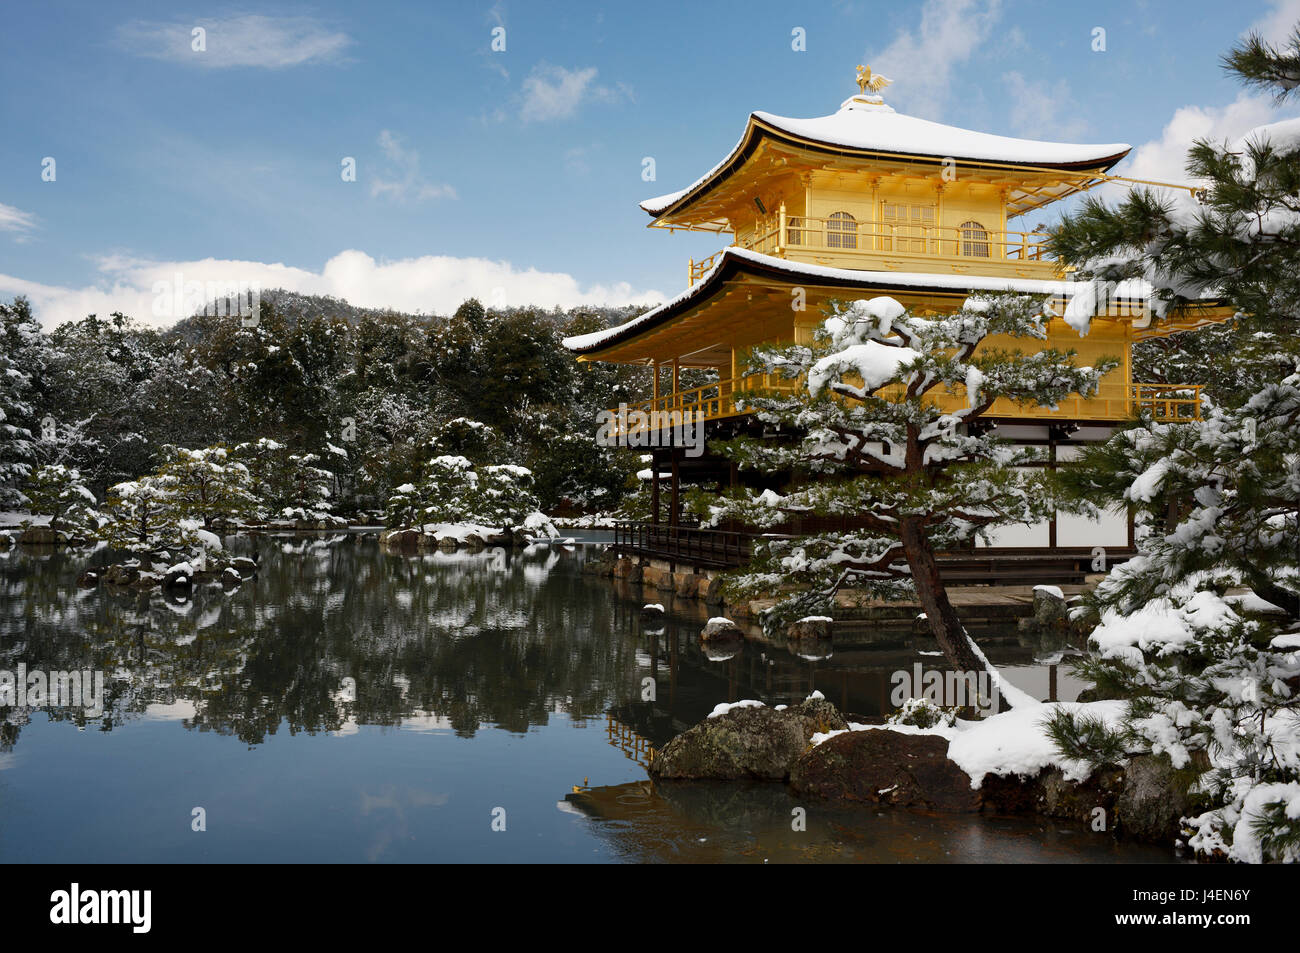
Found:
[614,521,766,569]
[602,375,1202,438]
[602,373,798,438]
[1131,384,1203,421]
[688,215,1052,285]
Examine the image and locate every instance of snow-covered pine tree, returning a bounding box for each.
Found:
[710,292,1115,681]
[23,464,99,540]
[99,476,176,554]
[235,438,336,523]
[1047,25,1300,862]
[0,297,46,509]
[154,445,258,529]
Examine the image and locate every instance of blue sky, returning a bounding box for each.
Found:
[1,0,1296,327]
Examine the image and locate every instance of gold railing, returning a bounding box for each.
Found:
[776,215,1050,261]
[603,375,1202,437]
[687,216,1052,285]
[603,374,798,438]
[1131,383,1203,421]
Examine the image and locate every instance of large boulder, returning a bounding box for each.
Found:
[675,572,706,598]
[1034,766,1124,824]
[649,696,848,781]
[1018,585,1069,638]
[1117,754,1192,843]
[790,729,981,812]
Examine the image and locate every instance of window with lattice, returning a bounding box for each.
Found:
[960,220,991,257]
[881,202,935,253]
[827,211,857,249]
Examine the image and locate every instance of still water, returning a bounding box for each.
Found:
[0,533,1176,863]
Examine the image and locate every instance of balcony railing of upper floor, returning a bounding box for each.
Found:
[600,375,1202,440]
[688,212,1053,285]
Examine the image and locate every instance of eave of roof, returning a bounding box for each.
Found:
[640,108,1131,223]
[562,248,1086,356]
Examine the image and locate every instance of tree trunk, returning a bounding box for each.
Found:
[899,516,984,673]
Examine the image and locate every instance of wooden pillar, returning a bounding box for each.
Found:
[651,449,660,526]
[670,451,680,529]
[651,360,659,400]
[672,358,680,404]
[1048,440,1058,549]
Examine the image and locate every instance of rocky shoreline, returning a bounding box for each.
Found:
[649,695,1194,848]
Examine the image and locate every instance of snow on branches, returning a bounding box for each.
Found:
[711,292,1116,676]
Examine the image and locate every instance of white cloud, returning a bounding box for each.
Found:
[1117,92,1282,188]
[868,0,1002,119]
[1248,0,1300,43]
[520,64,628,122]
[0,250,665,330]
[0,202,36,234]
[370,130,457,203]
[1002,71,1086,140]
[116,14,352,69]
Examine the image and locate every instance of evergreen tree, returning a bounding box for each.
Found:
[1047,25,1300,861]
[710,292,1114,683]
[154,445,258,528]
[23,464,100,539]
[0,297,46,508]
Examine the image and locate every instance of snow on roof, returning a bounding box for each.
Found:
[561,247,1149,354]
[640,97,1130,216]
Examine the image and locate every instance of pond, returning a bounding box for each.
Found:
[0,533,1177,863]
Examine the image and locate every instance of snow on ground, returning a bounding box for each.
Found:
[810,699,1129,787]
[0,512,48,527]
[946,700,1127,785]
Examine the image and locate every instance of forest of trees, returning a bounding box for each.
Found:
[0,290,654,520]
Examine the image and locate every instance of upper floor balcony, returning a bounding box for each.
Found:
[688,211,1055,286]
[601,375,1202,441]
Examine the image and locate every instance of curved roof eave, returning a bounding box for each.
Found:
[640,112,1132,221]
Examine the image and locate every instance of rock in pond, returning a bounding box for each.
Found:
[1117,754,1193,843]
[790,729,982,812]
[787,616,832,640]
[700,617,743,642]
[649,695,848,781]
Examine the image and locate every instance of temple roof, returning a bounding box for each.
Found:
[640,95,1131,222]
[561,247,1220,358]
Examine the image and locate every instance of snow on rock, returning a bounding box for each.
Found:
[1032,584,1064,600]
[707,699,765,719]
[946,700,1129,786]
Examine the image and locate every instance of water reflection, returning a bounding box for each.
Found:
[0,534,1164,863]
[1,535,639,750]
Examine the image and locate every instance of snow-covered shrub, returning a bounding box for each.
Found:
[887,697,959,729]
